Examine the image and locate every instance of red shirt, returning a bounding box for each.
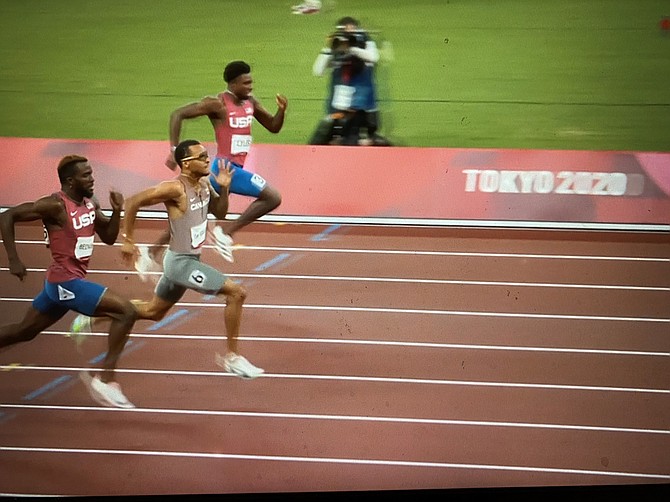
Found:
[214,91,255,166]
[46,191,96,282]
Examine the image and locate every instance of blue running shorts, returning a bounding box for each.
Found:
[209,157,267,198]
[32,278,107,318]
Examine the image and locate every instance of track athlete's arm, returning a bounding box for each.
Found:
[92,191,124,245]
[121,180,184,264]
[0,196,63,281]
[252,94,287,134]
[166,97,226,170]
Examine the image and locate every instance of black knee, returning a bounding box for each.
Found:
[261,187,282,211]
[14,327,41,343]
[119,303,139,325]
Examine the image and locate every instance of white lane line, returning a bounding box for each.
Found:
[2,298,667,323]
[9,240,670,262]
[238,245,670,263]
[183,303,670,323]
[2,403,669,436]
[0,445,668,480]
[233,273,670,291]
[40,331,670,357]
[2,365,668,394]
[4,268,667,291]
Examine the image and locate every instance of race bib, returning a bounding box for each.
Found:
[74,235,94,260]
[190,220,207,249]
[332,84,355,109]
[231,134,252,155]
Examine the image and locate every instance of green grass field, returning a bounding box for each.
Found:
[0,0,669,151]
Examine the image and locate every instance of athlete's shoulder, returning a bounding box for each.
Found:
[39,193,65,211]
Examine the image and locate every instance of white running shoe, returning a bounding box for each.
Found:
[80,372,135,408]
[134,245,161,282]
[291,1,321,14]
[216,352,264,379]
[68,314,92,348]
[210,226,234,263]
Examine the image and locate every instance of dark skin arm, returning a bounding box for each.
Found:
[252,94,288,134]
[92,191,124,245]
[0,195,63,281]
[165,98,224,170]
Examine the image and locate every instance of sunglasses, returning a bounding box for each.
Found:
[182,152,209,162]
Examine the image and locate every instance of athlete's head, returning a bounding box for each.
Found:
[224,60,253,99]
[175,139,210,178]
[58,155,94,198]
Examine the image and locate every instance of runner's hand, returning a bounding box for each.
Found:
[8,258,27,281]
[120,239,138,267]
[276,94,288,111]
[109,191,124,212]
[213,163,233,191]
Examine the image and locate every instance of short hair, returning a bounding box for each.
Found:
[174,139,201,167]
[223,60,251,83]
[336,16,359,28]
[57,155,88,184]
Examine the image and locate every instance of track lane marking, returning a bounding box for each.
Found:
[2,365,669,394]
[7,240,669,262]
[3,268,668,291]
[0,445,668,480]
[2,403,669,436]
[1,298,667,323]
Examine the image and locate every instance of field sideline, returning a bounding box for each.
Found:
[0,0,669,151]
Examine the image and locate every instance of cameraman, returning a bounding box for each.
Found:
[309,16,390,146]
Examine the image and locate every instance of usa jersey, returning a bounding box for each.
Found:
[214,91,255,166]
[46,191,96,282]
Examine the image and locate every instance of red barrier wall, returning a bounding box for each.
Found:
[1,137,668,227]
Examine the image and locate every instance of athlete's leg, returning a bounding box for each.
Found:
[213,278,262,378]
[131,295,176,322]
[90,289,138,384]
[224,183,282,236]
[210,158,282,237]
[0,307,64,350]
[216,278,247,354]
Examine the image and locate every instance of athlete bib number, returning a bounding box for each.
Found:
[231,134,252,155]
[74,235,94,260]
[190,221,207,249]
[332,85,355,110]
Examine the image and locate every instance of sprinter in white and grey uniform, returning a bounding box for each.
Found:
[156,175,225,301]
[120,139,264,379]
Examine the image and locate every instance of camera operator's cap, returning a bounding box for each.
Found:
[336,15,359,28]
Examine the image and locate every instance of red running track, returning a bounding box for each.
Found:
[0,220,668,497]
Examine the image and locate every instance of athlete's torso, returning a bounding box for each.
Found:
[46,191,96,282]
[168,178,211,255]
[214,91,255,166]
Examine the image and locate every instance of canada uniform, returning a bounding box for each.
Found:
[155,178,227,303]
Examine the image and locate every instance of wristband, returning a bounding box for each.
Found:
[170,145,177,152]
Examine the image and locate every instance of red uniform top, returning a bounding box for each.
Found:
[46,191,96,282]
[214,91,255,166]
